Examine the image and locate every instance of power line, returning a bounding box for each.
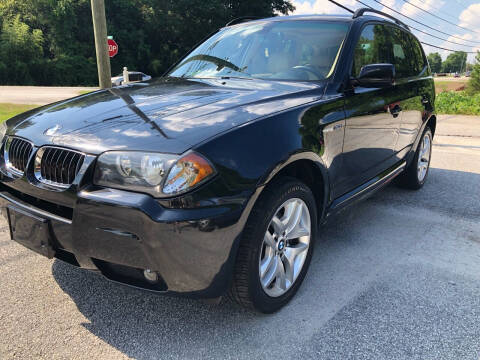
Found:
[408,0,464,23]
[329,0,354,14]
[421,42,476,54]
[370,0,480,45]
[355,0,474,49]
[327,0,478,54]
[399,0,477,34]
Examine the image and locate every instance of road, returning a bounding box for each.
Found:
[0,86,97,105]
[1,115,479,359]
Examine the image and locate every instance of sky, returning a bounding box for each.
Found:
[290,0,480,62]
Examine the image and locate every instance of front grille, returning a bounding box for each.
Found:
[5,137,33,174]
[36,147,85,187]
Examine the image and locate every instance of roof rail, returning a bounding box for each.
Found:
[353,8,410,30]
[225,16,260,27]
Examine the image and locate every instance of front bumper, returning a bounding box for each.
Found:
[0,183,250,298]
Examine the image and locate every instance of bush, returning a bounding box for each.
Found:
[467,52,480,94]
[0,16,44,85]
[435,91,480,115]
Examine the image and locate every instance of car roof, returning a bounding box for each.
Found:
[263,14,353,22]
[227,13,407,29]
[226,14,353,25]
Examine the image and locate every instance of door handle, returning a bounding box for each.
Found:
[390,105,402,117]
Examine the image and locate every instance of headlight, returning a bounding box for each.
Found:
[94,151,216,197]
[0,122,7,143]
[162,152,215,196]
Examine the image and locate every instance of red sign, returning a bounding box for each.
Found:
[108,39,118,58]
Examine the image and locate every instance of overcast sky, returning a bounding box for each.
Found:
[290,0,480,62]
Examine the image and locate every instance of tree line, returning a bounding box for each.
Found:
[0,0,294,86]
[426,51,471,74]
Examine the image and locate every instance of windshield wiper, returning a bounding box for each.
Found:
[179,55,241,73]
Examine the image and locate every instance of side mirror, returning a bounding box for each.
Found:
[353,63,395,88]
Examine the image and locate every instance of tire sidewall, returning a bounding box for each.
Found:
[246,180,317,313]
[414,127,433,187]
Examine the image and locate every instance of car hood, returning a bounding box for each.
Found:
[6,77,325,155]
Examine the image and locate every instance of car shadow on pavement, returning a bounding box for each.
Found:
[51,167,480,359]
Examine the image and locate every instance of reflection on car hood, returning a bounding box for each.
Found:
[7,77,325,155]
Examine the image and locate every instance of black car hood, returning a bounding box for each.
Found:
[7,78,325,155]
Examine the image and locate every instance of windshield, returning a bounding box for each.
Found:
[168,20,349,81]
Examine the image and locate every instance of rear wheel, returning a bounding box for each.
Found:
[229,178,317,313]
[397,127,433,190]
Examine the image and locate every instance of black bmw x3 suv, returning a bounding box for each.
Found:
[0,9,435,313]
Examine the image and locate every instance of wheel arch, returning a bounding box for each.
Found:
[258,152,330,224]
[427,114,437,137]
[406,113,437,167]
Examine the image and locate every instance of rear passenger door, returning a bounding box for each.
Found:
[394,30,430,153]
[338,24,404,196]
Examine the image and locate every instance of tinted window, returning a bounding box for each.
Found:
[352,24,393,77]
[353,24,425,79]
[130,73,143,81]
[390,27,414,79]
[408,34,427,75]
[169,21,349,81]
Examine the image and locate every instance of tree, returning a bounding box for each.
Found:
[467,51,480,94]
[0,0,295,86]
[0,16,45,85]
[427,52,442,73]
[441,51,467,73]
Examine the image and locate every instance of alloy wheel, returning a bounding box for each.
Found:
[258,198,311,297]
[417,132,432,182]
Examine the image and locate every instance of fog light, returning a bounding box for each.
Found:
[143,269,158,283]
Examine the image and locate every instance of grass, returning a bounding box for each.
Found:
[78,90,94,95]
[435,91,480,116]
[434,79,468,94]
[433,77,480,115]
[0,103,38,122]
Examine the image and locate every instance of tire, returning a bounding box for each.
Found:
[229,177,317,313]
[397,127,433,190]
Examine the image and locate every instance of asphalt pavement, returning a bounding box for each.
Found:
[0,115,479,359]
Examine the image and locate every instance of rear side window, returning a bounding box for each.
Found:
[390,27,415,79]
[408,34,428,76]
[353,24,427,79]
[352,24,393,77]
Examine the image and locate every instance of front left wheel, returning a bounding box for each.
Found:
[229,178,317,313]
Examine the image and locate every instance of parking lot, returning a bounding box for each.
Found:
[1,114,479,360]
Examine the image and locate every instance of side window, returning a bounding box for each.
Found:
[352,24,393,77]
[390,27,413,79]
[408,34,428,76]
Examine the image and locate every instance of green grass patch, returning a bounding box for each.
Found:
[78,90,94,95]
[0,103,38,122]
[435,91,480,115]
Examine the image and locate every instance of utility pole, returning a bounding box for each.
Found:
[91,0,111,89]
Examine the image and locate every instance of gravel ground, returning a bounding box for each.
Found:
[0,115,479,359]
